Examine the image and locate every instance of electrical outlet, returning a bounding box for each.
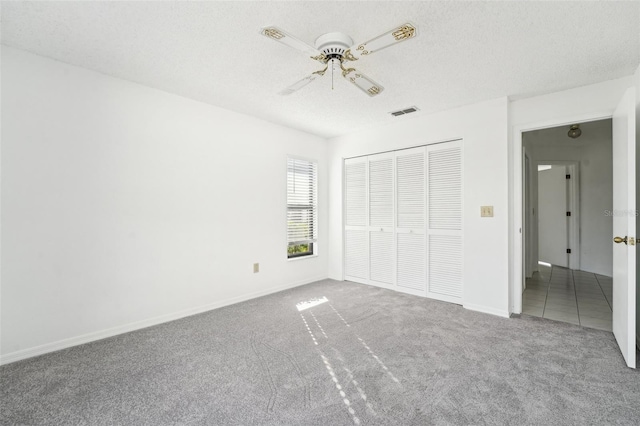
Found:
[481,206,494,217]
[253,263,259,273]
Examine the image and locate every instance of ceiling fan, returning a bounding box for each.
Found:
[260,23,417,97]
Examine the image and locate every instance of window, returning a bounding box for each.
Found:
[287,157,317,258]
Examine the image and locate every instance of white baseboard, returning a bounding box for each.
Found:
[463,303,510,318]
[0,275,327,365]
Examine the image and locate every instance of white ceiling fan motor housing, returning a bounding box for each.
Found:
[315,32,354,59]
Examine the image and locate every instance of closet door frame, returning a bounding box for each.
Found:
[342,140,464,304]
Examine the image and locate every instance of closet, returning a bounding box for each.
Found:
[344,140,463,304]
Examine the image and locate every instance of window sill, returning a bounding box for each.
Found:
[287,254,319,262]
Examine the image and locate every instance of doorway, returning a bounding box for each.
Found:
[513,88,637,368]
[521,119,614,331]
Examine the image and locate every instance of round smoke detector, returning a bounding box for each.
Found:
[314,32,354,60]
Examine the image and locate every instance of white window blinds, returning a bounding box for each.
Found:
[287,157,318,257]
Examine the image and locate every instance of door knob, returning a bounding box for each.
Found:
[614,236,628,245]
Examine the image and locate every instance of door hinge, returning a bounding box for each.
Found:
[566,249,572,254]
[566,211,571,216]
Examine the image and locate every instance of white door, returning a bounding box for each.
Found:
[344,157,368,282]
[538,165,569,267]
[426,141,463,303]
[396,147,427,294]
[612,87,636,368]
[368,152,395,286]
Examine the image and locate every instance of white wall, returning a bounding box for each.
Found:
[328,98,510,317]
[1,47,328,363]
[581,139,614,275]
[510,78,634,128]
[509,76,634,312]
[2,45,637,362]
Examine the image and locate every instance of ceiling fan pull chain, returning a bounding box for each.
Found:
[331,59,335,90]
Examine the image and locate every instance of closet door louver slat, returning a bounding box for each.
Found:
[427,143,463,303]
[345,230,368,279]
[429,234,463,298]
[397,233,426,291]
[370,232,394,284]
[345,161,367,227]
[369,154,395,285]
[369,157,394,228]
[397,151,425,230]
[344,157,369,283]
[396,147,426,292]
[429,148,462,230]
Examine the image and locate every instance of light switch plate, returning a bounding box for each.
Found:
[253,263,259,273]
[481,206,494,217]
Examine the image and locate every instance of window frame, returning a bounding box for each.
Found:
[286,155,318,260]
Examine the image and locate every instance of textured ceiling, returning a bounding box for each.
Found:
[2,1,639,138]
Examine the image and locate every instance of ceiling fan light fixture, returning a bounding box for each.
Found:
[314,32,354,60]
[568,124,582,139]
[260,22,417,97]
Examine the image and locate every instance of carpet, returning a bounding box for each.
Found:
[1,279,639,425]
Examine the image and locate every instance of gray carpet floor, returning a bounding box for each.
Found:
[2,279,640,425]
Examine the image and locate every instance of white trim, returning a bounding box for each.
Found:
[395,285,426,298]
[341,158,345,280]
[523,149,531,281]
[0,275,327,365]
[286,155,319,259]
[463,303,510,318]
[431,292,464,305]
[342,137,462,161]
[511,110,613,315]
[344,278,442,299]
[287,254,319,262]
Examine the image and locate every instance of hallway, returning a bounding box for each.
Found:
[523,264,612,331]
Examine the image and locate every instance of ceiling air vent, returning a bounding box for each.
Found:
[390,106,419,117]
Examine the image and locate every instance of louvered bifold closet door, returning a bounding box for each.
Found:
[344,157,369,282]
[396,147,427,295]
[426,140,463,304]
[368,152,395,286]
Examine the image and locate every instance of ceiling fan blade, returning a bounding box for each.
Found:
[279,70,325,96]
[260,26,320,56]
[343,22,417,61]
[341,66,384,97]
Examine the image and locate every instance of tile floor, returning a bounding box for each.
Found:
[523,264,613,331]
